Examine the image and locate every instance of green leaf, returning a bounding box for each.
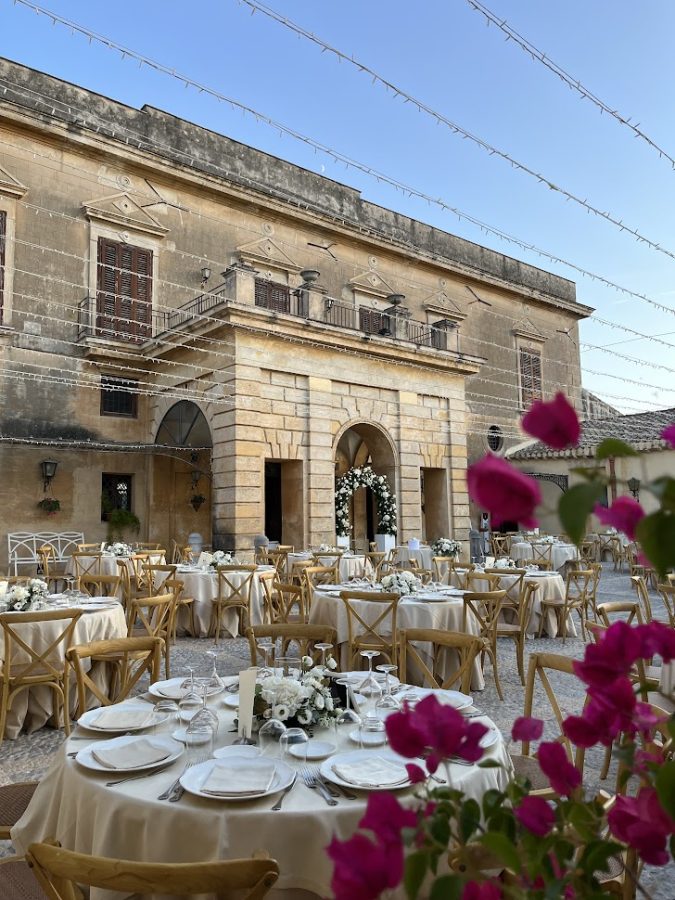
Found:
[667,715,675,742]
[482,789,504,819]
[647,476,675,513]
[656,760,675,820]
[459,798,481,843]
[429,875,463,900]
[579,840,624,876]
[596,438,638,460]
[480,832,520,873]
[404,851,428,900]
[429,815,450,847]
[636,511,675,578]
[558,482,606,545]
[477,759,502,768]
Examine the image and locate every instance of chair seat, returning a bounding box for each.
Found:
[496,623,520,636]
[0,782,38,836]
[0,857,48,899]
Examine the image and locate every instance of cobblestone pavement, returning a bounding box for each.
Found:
[1,564,673,897]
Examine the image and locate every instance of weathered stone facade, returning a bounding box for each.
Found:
[0,59,590,567]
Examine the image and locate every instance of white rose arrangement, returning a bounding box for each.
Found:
[208,550,237,569]
[380,571,422,595]
[335,465,397,537]
[105,542,131,557]
[430,538,461,558]
[0,578,49,612]
[252,656,339,729]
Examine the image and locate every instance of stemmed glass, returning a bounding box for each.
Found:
[357,650,383,703]
[178,667,202,723]
[189,682,219,736]
[276,657,301,679]
[314,642,334,675]
[256,640,274,679]
[375,664,401,713]
[204,649,224,692]
[336,678,361,727]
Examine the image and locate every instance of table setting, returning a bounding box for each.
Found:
[509,537,579,571]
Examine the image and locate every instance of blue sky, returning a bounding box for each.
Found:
[1,0,674,413]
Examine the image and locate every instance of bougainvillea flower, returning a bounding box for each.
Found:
[637,621,675,662]
[511,716,544,742]
[462,880,503,899]
[593,496,645,542]
[607,787,675,866]
[661,424,675,448]
[467,455,542,529]
[328,833,403,900]
[359,792,417,846]
[515,795,556,837]
[521,392,581,450]
[537,741,581,795]
[573,621,642,687]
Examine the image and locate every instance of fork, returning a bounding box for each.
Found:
[312,767,356,800]
[300,766,337,806]
[168,753,209,802]
[106,763,174,787]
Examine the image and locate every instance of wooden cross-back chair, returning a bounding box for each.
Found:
[495,582,539,686]
[289,559,313,585]
[267,550,289,579]
[78,574,122,599]
[126,593,175,677]
[143,563,177,596]
[66,636,162,715]
[530,543,554,566]
[37,545,66,592]
[462,590,507,700]
[302,564,339,595]
[211,566,256,643]
[0,609,83,742]
[656,583,675,627]
[254,545,269,565]
[398,628,482,694]
[579,539,598,564]
[586,562,603,620]
[597,532,615,562]
[339,590,400,668]
[447,561,476,589]
[520,557,552,571]
[465,571,501,593]
[76,543,102,553]
[162,576,196,640]
[366,551,385,578]
[489,534,510,558]
[483,568,526,613]
[271,581,306,623]
[246,624,338,668]
[596,601,643,629]
[538,569,592,643]
[257,571,277,623]
[26,840,280,900]
[129,553,154,595]
[630,575,654,623]
[70,552,102,583]
[430,556,453,584]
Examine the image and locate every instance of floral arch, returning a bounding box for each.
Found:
[335,465,397,537]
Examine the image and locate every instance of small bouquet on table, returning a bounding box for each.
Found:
[253,655,339,731]
[380,571,422,595]
[430,538,461,559]
[0,578,49,612]
[202,550,238,570]
[104,542,132,557]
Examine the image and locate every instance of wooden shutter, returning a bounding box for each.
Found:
[520,348,542,408]
[254,278,290,313]
[0,211,5,323]
[96,238,153,343]
[359,307,389,334]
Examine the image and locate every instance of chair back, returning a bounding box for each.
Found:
[366,551,385,577]
[134,543,164,552]
[78,574,122,598]
[564,569,592,603]
[277,545,295,553]
[430,556,453,583]
[398,628,481,693]
[257,571,277,622]
[302,565,338,594]
[71,552,102,580]
[490,534,510,557]
[656,583,675,627]
[289,559,313,584]
[267,550,289,578]
[129,553,154,593]
[465,571,501,593]
[0,609,82,683]
[76,543,103,553]
[127,593,175,644]
[530,543,553,564]
[37,545,56,578]
[596,601,643,628]
[254,546,269,565]
[246,624,338,668]
[26,840,280,900]
[629,575,652,622]
[520,557,552,571]
[579,539,598,563]
[339,591,399,664]
[271,581,306,623]
[462,590,506,642]
[216,566,256,610]
[143,563,177,596]
[66,637,162,712]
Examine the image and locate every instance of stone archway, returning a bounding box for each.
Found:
[153,401,213,549]
[334,422,397,549]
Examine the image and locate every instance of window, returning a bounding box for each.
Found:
[101,474,133,521]
[254,278,290,313]
[519,347,542,409]
[487,425,504,452]
[359,307,391,335]
[0,211,6,323]
[100,376,138,417]
[96,238,152,343]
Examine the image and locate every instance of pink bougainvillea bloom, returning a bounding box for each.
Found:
[608,787,675,866]
[462,881,502,899]
[573,621,642,687]
[521,392,581,450]
[328,833,402,900]
[515,795,556,837]
[359,792,417,847]
[661,424,675,448]
[511,716,544,742]
[385,705,429,759]
[638,621,675,662]
[405,763,427,784]
[593,496,645,542]
[467,455,542,529]
[537,741,581,796]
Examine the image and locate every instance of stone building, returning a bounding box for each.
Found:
[0,58,590,567]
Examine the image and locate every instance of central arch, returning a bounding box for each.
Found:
[334,421,397,549]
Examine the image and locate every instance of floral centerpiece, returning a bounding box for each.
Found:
[0,578,49,612]
[105,542,131,557]
[430,537,461,558]
[253,656,339,729]
[492,556,516,569]
[207,550,236,569]
[335,465,397,537]
[380,571,421,595]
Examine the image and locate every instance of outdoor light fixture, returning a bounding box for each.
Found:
[41,459,58,492]
[627,477,640,500]
[200,266,211,287]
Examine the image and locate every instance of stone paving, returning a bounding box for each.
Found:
[1,563,672,897]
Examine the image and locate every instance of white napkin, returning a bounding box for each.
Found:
[201,760,276,796]
[154,682,186,700]
[92,707,154,730]
[333,756,409,787]
[92,738,171,770]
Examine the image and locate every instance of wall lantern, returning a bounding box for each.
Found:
[627,477,640,500]
[200,266,211,287]
[41,459,58,492]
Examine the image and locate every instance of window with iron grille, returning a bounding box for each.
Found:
[519,347,543,409]
[0,211,6,323]
[100,376,138,418]
[254,278,290,313]
[96,238,152,343]
[101,473,133,521]
[359,307,390,335]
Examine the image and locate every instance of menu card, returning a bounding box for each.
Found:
[237,666,258,740]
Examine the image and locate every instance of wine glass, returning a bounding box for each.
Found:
[258,718,287,757]
[276,657,301,679]
[190,682,219,736]
[314,642,334,675]
[185,714,215,760]
[375,664,401,713]
[152,699,179,735]
[280,727,309,763]
[178,667,202,723]
[204,649,224,692]
[336,678,361,727]
[256,640,274,679]
[357,650,383,703]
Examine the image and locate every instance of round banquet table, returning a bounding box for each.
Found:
[0,600,127,740]
[309,585,485,689]
[510,541,579,571]
[395,545,433,569]
[12,689,511,900]
[166,565,271,637]
[286,552,374,582]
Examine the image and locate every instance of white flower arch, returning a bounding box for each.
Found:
[335,465,397,537]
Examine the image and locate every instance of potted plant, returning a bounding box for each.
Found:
[106,507,141,542]
[37,498,60,516]
[190,493,207,512]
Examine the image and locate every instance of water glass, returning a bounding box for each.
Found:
[279,727,309,762]
[358,713,387,749]
[276,657,301,679]
[258,718,287,758]
[185,718,214,761]
[152,699,179,735]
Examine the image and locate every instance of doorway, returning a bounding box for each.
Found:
[264,462,282,542]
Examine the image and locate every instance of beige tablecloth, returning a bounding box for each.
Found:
[1,603,127,739]
[12,694,511,900]
[395,546,434,569]
[167,566,270,637]
[286,553,373,582]
[309,586,485,689]
[510,541,579,572]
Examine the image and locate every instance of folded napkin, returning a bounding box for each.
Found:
[333,756,409,787]
[154,682,187,700]
[201,760,276,796]
[92,738,171,770]
[92,707,154,730]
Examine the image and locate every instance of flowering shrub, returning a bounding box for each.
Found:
[0,578,49,612]
[381,571,422,596]
[430,538,462,558]
[253,656,339,729]
[335,465,397,537]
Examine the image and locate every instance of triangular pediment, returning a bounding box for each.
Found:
[236,236,301,273]
[422,289,466,322]
[0,162,27,198]
[82,192,168,237]
[512,316,546,343]
[348,268,398,300]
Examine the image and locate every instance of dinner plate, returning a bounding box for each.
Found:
[479,726,500,749]
[341,671,399,687]
[348,728,386,746]
[75,602,119,612]
[223,694,240,708]
[75,735,183,773]
[398,688,473,710]
[149,677,226,701]
[212,745,260,760]
[412,593,451,603]
[321,749,413,791]
[77,703,169,733]
[180,757,294,801]
[290,740,336,760]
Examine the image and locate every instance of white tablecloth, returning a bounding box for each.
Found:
[12,692,511,900]
[167,566,270,637]
[286,553,373,582]
[0,602,127,739]
[395,546,434,569]
[510,542,579,572]
[309,586,485,689]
